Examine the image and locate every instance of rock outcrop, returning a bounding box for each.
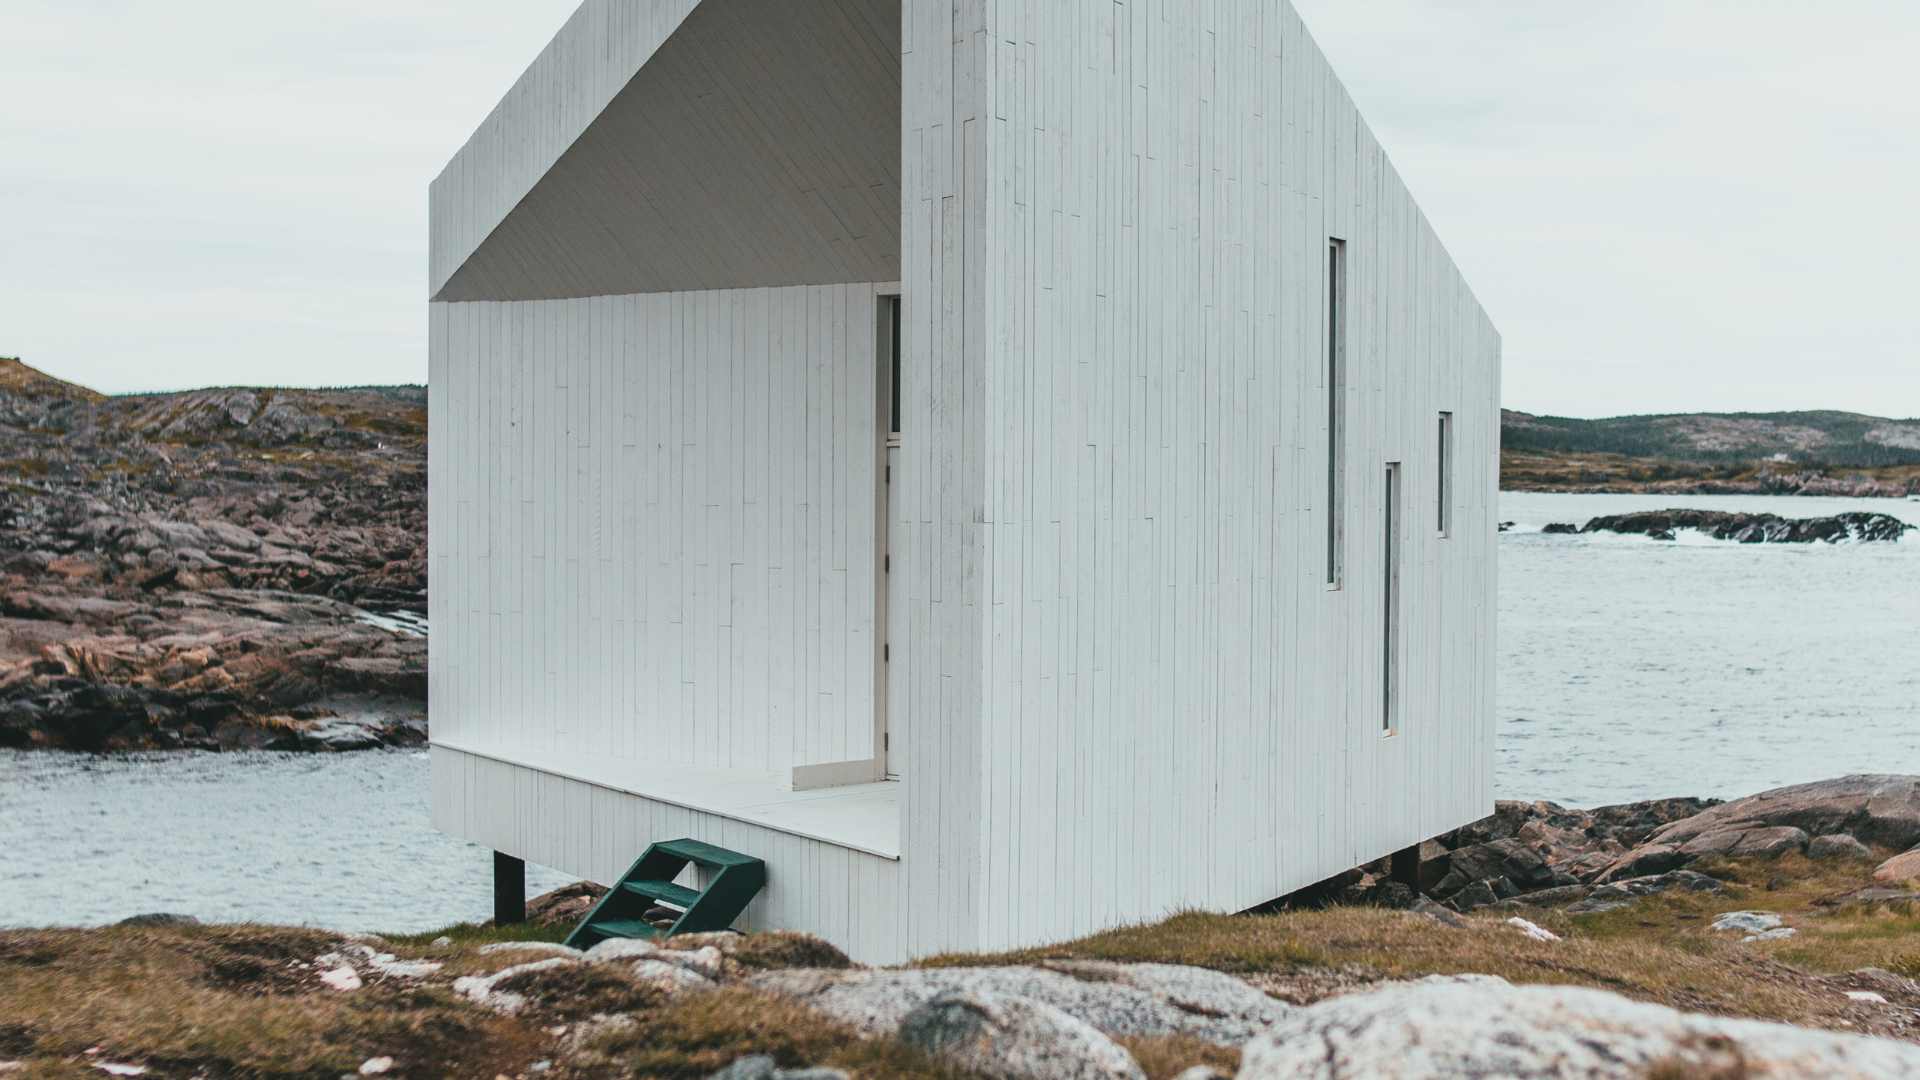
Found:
[1339,777,1920,915]
[0,360,425,750]
[749,962,1289,1046]
[896,991,1146,1080]
[1236,977,1920,1079]
[1874,847,1920,884]
[1602,775,1920,880]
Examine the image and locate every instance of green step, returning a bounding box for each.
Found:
[589,918,666,941]
[563,838,766,950]
[622,879,700,908]
[655,838,761,868]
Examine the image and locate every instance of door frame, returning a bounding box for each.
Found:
[874,286,901,779]
[789,283,901,791]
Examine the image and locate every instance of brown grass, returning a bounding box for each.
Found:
[0,358,104,403]
[924,855,1920,1039]
[0,924,543,1077]
[1118,1034,1240,1079]
[0,457,51,479]
[2,856,1914,1075]
[1501,448,1920,495]
[716,930,855,972]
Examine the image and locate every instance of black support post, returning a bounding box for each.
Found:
[494,851,526,926]
[1389,844,1422,890]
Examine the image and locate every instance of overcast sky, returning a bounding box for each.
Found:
[2,2,1915,418]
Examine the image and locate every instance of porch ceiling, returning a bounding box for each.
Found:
[435,0,901,302]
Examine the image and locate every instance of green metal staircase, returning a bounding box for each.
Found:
[563,838,766,949]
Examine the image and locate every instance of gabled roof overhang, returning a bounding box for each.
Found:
[429,0,901,302]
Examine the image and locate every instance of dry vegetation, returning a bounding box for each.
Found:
[1,855,1915,1077]
[0,924,544,1078]
[928,853,1920,1041]
[1500,448,1920,495]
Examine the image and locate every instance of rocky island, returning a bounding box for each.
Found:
[1527,508,1911,543]
[0,358,426,751]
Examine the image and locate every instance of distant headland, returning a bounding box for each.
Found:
[1503,408,1920,497]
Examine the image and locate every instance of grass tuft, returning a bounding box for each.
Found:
[385,919,572,950]
[717,930,854,972]
[1118,1033,1241,1079]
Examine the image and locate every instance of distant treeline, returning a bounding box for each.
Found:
[1501,409,1920,467]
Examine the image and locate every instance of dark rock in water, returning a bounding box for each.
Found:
[523,881,607,928]
[117,913,201,927]
[1497,520,1514,532]
[1540,522,1579,534]
[1581,508,1910,543]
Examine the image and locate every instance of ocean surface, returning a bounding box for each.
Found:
[3,492,1915,931]
[1497,491,1919,806]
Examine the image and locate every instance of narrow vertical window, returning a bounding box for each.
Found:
[1326,238,1346,587]
[1384,462,1401,734]
[888,296,903,437]
[1437,411,1454,537]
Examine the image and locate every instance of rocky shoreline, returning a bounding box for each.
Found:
[4,775,1919,1077]
[0,359,426,751]
[8,774,1918,1079]
[1332,774,1920,917]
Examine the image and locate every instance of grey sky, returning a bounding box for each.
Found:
[3,2,1915,418]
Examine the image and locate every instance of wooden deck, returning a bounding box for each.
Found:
[434,739,900,860]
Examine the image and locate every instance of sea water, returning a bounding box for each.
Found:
[2,492,1914,930]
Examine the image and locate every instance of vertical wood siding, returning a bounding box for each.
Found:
[960,0,1501,953]
[428,284,885,774]
[895,0,996,958]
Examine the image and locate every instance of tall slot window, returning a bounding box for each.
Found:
[1383,462,1402,734]
[888,296,903,439]
[1436,411,1454,537]
[1326,238,1347,587]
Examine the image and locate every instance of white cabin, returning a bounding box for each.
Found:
[428,0,1500,964]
